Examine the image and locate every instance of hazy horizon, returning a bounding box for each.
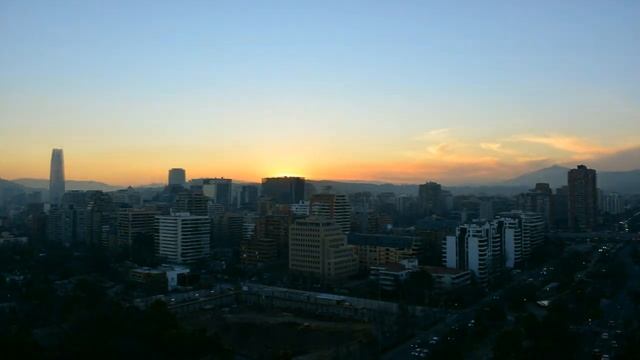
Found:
[2,1,639,185]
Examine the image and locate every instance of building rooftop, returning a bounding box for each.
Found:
[347,233,417,249]
[425,266,470,275]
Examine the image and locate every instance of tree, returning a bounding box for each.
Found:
[493,329,524,359]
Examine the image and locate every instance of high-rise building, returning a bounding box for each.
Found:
[492,217,522,269]
[241,215,290,266]
[168,168,186,188]
[49,148,65,204]
[443,211,544,287]
[289,217,358,282]
[261,177,305,204]
[85,191,117,248]
[418,181,444,216]
[191,178,233,207]
[240,185,259,210]
[310,192,351,234]
[516,183,553,229]
[553,186,569,229]
[155,212,210,264]
[173,191,208,216]
[211,212,243,249]
[499,211,545,259]
[117,208,159,246]
[290,201,310,216]
[444,223,490,287]
[568,165,597,231]
[600,192,624,215]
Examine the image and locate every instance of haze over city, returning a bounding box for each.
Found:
[1,1,639,185]
[3,2,640,360]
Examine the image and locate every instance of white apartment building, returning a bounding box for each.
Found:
[156,212,210,264]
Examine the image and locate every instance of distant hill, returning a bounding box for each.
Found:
[308,180,418,196]
[502,165,571,188]
[0,178,27,202]
[6,165,639,203]
[12,178,123,192]
[307,180,528,197]
[502,166,640,193]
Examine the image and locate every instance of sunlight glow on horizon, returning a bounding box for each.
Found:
[0,1,638,185]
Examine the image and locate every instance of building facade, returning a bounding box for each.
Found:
[568,165,597,231]
[117,208,159,246]
[347,233,421,270]
[156,212,210,264]
[310,192,351,234]
[49,148,65,205]
[168,168,187,188]
[289,217,358,282]
[261,177,305,204]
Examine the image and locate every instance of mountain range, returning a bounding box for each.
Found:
[2,165,639,202]
[501,165,640,193]
[11,178,124,192]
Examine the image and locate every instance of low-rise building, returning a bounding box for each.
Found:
[370,258,419,291]
[130,265,190,291]
[425,266,471,292]
[348,233,421,270]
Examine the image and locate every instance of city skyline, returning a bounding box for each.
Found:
[1,1,639,185]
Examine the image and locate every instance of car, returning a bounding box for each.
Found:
[601,332,609,340]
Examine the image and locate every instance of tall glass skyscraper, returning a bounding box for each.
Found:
[168,168,186,187]
[49,148,65,204]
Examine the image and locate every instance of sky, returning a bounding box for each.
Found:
[1,0,639,186]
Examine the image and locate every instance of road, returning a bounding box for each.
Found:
[382,263,550,360]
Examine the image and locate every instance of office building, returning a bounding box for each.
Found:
[240,215,289,266]
[117,208,159,246]
[289,217,358,282]
[111,187,142,207]
[155,212,210,264]
[168,168,187,188]
[369,258,419,291]
[310,192,351,234]
[425,266,472,293]
[173,191,208,216]
[290,201,310,216]
[553,186,569,229]
[240,185,259,210]
[517,183,553,229]
[191,178,233,207]
[418,181,444,216]
[348,233,421,270]
[568,165,597,231]
[49,148,65,205]
[600,192,624,215]
[261,176,305,204]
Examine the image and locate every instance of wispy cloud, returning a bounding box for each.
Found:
[426,128,450,136]
[415,128,451,141]
[515,134,615,155]
[383,130,640,184]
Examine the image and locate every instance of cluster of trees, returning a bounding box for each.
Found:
[1,278,232,359]
[0,242,232,359]
[493,302,578,359]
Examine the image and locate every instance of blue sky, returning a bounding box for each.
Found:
[1,1,639,184]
